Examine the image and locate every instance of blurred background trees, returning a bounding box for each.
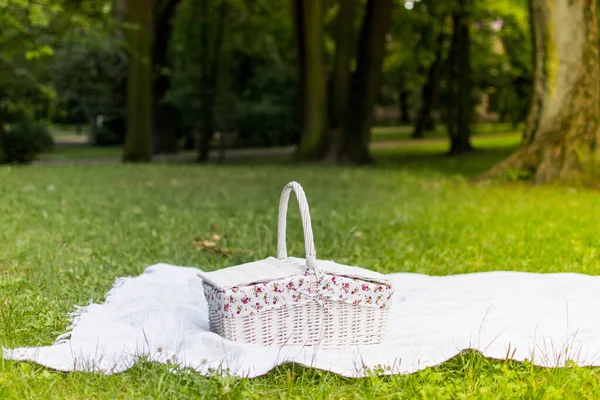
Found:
[2,0,597,183]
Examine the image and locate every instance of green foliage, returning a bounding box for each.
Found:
[236,101,299,147]
[167,0,218,131]
[0,0,122,157]
[379,0,531,127]
[168,0,299,148]
[3,120,54,163]
[0,0,62,124]
[472,0,532,124]
[382,0,445,105]
[50,33,127,131]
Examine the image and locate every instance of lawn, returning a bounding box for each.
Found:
[39,145,124,161]
[41,123,523,163]
[371,122,525,142]
[3,138,600,398]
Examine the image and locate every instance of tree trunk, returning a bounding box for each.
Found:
[324,0,354,163]
[122,0,153,162]
[183,133,195,150]
[413,28,445,139]
[454,6,473,154]
[444,14,459,144]
[197,106,215,162]
[0,93,5,163]
[341,0,393,163]
[152,0,180,155]
[218,131,226,163]
[399,83,410,124]
[114,0,127,38]
[0,116,5,164]
[197,1,227,162]
[291,0,306,138]
[294,0,327,161]
[196,0,210,162]
[521,0,543,147]
[445,5,474,155]
[484,0,600,183]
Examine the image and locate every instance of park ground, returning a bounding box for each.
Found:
[2,125,600,398]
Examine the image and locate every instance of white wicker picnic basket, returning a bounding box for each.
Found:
[199,181,394,348]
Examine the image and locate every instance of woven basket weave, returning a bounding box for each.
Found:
[200,181,394,348]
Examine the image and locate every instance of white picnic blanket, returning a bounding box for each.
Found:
[4,263,600,377]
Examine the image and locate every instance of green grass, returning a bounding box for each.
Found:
[42,123,522,162]
[49,124,90,140]
[4,138,600,398]
[38,133,521,165]
[39,145,123,161]
[372,122,524,142]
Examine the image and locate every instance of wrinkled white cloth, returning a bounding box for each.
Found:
[4,263,600,378]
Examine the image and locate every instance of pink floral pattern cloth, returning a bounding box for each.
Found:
[203,273,394,318]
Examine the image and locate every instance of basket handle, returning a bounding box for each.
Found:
[277,181,321,277]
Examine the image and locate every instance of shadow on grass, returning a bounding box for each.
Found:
[211,143,518,180]
[374,144,518,178]
[37,137,519,181]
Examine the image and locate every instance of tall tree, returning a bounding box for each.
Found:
[122,0,153,162]
[291,0,392,163]
[294,0,327,160]
[413,24,446,139]
[152,0,180,154]
[445,0,474,154]
[325,0,354,162]
[196,0,228,162]
[398,78,411,124]
[341,0,393,163]
[0,87,5,163]
[0,115,5,163]
[485,0,600,183]
[291,0,306,147]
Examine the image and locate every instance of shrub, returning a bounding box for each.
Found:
[236,102,299,148]
[51,34,127,143]
[90,114,126,146]
[3,120,54,164]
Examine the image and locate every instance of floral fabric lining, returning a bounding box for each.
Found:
[203,273,394,318]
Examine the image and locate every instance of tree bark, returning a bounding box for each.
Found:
[453,7,473,154]
[152,0,180,154]
[413,28,445,139]
[0,90,5,163]
[0,115,5,164]
[294,0,327,160]
[399,83,410,124]
[444,13,459,145]
[324,0,354,163]
[291,0,306,138]
[445,4,474,155]
[114,0,127,38]
[521,0,543,147]
[197,0,227,162]
[484,0,600,183]
[341,0,393,163]
[122,0,153,162]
